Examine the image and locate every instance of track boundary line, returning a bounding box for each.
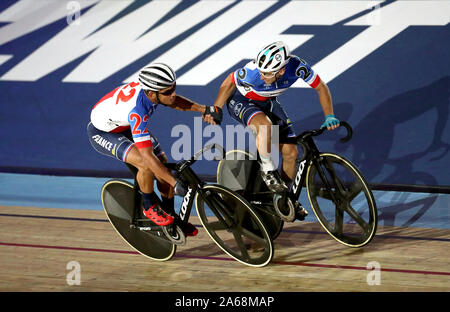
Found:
[1,241,449,277]
[1,212,449,242]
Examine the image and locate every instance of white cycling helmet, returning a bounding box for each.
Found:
[138,63,176,91]
[256,41,291,73]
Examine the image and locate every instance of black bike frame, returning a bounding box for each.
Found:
[289,134,321,201]
[169,164,201,224]
[243,122,352,205]
[287,122,353,202]
[128,143,226,226]
[175,162,235,228]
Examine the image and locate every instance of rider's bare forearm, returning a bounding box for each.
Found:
[315,81,334,116]
[173,95,206,114]
[213,73,236,109]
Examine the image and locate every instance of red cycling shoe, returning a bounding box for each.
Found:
[172,215,198,237]
[143,205,174,226]
[181,222,198,237]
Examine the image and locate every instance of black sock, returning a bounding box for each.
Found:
[280,170,293,185]
[142,192,161,211]
[161,196,175,216]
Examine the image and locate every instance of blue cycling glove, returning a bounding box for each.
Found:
[321,114,340,129]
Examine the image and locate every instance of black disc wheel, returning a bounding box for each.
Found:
[101,179,176,261]
[196,184,274,267]
[244,201,284,240]
[216,149,284,240]
[306,153,378,247]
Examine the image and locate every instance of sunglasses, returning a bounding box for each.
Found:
[159,83,176,95]
[259,70,280,78]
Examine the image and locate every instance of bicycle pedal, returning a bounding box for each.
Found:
[294,204,308,221]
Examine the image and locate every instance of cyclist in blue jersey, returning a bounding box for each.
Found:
[88,63,210,235]
[204,41,340,220]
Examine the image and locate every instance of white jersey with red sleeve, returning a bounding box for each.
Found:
[90,81,158,149]
[232,55,321,101]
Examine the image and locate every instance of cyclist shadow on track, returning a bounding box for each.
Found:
[273,230,368,262]
[289,76,449,229]
[174,240,231,258]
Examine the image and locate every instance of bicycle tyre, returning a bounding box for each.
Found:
[195,184,274,267]
[101,179,176,261]
[306,153,378,248]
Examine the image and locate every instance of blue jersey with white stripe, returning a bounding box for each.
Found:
[233,56,321,101]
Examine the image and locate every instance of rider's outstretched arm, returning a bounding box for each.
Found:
[171,95,206,113]
[315,81,340,130]
[315,80,333,115]
[202,72,235,125]
[213,72,236,109]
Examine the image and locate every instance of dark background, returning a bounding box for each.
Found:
[0,0,449,188]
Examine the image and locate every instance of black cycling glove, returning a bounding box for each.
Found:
[203,106,223,125]
[174,179,188,197]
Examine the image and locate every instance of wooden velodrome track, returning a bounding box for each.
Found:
[0,204,448,292]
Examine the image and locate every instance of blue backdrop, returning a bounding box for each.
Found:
[0,0,449,187]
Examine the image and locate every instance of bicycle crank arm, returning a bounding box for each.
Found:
[130,223,165,234]
[130,222,186,246]
[130,224,160,232]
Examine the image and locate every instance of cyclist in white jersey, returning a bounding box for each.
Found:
[88,63,209,235]
[203,41,340,221]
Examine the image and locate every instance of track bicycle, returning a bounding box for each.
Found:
[101,143,274,267]
[217,122,378,248]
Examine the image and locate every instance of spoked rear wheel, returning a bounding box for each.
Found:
[196,184,274,267]
[101,179,176,261]
[306,153,378,247]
